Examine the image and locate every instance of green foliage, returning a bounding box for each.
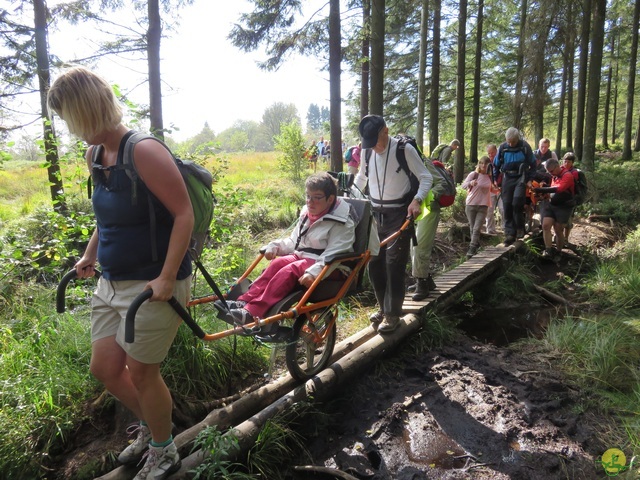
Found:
[306,104,330,134]
[246,411,308,480]
[0,282,97,478]
[0,202,94,284]
[584,160,640,225]
[583,226,640,310]
[542,314,640,394]
[485,261,538,306]
[192,427,252,480]
[274,121,307,183]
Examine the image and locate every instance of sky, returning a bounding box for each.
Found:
[42,0,342,142]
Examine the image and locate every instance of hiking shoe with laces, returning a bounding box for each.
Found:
[378,315,400,334]
[466,244,479,258]
[369,310,384,331]
[118,423,151,465]
[133,441,181,480]
[503,235,516,246]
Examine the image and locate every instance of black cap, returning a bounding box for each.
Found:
[358,115,386,149]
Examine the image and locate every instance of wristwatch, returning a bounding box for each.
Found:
[414,196,423,204]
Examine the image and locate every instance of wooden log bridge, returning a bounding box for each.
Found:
[96,244,515,480]
[403,244,514,313]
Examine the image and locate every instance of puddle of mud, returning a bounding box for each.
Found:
[402,412,468,469]
[455,306,561,346]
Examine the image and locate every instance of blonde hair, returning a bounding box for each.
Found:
[47,66,123,141]
[475,155,491,173]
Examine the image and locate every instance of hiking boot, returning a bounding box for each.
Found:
[516,229,525,239]
[214,299,246,311]
[503,235,516,246]
[466,244,479,258]
[542,247,557,259]
[133,441,181,480]
[369,310,384,331]
[411,278,431,301]
[378,315,400,334]
[118,423,151,465]
[229,308,255,326]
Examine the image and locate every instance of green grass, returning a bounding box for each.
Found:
[0,163,51,222]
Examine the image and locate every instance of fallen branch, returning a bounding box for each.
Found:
[533,284,573,306]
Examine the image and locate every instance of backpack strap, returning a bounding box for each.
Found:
[121,132,171,263]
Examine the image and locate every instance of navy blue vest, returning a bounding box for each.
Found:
[91,133,191,281]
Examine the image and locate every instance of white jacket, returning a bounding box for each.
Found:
[263,198,356,278]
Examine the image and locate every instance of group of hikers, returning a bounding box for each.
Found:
[471,130,582,259]
[47,64,584,479]
[350,116,583,331]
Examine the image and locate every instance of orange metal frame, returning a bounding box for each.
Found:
[190,217,412,342]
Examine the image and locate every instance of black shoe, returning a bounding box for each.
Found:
[229,308,255,326]
[503,235,516,246]
[466,244,479,258]
[369,310,384,331]
[541,247,557,259]
[412,278,431,301]
[516,229,525,239]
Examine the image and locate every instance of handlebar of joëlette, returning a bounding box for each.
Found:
[56,269,102,314]
[57,269,205,343]
[124,289,205,343]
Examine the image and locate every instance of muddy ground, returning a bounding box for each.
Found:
[54,218,623,479]
[290,218,622,480]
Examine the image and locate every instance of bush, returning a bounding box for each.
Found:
[274,122,306,183]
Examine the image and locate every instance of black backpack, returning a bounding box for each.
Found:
[364,135,420,206]
[574,168,589,205]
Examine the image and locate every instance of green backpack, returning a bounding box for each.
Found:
[91,132,216,261]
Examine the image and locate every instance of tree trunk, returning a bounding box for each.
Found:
[555,52,567,158]
[360,0,371,120]
[429,0,441,154]
[148,0,164,140]
[566,7,575,152]
[369,0,385,115]
[612,39,620,144]
[574,0,592,160]
[582,0,606,171]
[329,0,343,172]
[34,0,65,212]
[602,25,616,149]
[470,0,484,165]
[454,0,467,183]
[532,10,556,144]
[513,0,527,129]
[622,0,640,159]
[416,0,429,152]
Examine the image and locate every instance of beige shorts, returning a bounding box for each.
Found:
[91,277,191,364]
